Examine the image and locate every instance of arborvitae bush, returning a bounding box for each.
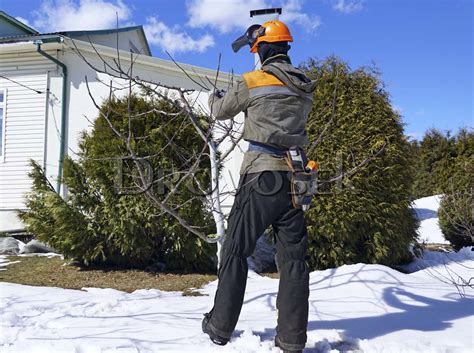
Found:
[302,57,419,270]
[438,129,474,249]
[20,95,216,271]
[411,129,456,198]
[410,128,473,199]
[439,190,474,250]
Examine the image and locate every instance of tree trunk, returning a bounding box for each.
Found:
[208,140,226,267]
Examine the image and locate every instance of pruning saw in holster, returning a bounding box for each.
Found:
[285,146,318,211]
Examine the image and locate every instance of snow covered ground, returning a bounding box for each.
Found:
[1,196,472,353]
[1,250,473,353]
[413,195,448,244]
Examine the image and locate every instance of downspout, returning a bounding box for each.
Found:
[34,40,68,194]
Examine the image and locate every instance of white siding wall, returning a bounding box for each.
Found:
[0,51,54,229]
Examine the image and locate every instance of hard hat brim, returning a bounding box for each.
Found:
[250,34,293,53]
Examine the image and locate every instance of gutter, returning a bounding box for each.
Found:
[34,39,68,194]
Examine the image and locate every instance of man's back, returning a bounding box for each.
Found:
[209,58,316,174]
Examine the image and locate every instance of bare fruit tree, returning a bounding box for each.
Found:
[63,35,387,268]
[66,37,244,265]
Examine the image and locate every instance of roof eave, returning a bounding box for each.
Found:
[66,38,237,87]
[0,34,64,44]
[56,25,144,37]
[0,37,238,87]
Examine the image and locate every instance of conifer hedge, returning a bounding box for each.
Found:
[411,129,457,198]
[302,57,419,270]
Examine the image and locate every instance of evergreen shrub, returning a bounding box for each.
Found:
[20,95,215,271]
[302,57,419,270]
[438,129,474,249]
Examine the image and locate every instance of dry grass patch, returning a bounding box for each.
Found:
[260,272,279,279]
[0,255,216,295]
[423,243,453,252]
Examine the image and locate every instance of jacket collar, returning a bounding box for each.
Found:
[261,54,291,67]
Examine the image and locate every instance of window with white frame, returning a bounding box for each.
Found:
[0,89,5,157]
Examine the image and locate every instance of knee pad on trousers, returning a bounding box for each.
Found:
[275,251,307,278]
[276,239,307,269]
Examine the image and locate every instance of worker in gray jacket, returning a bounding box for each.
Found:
[202,20,317,353]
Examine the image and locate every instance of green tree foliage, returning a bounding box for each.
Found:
[439,190,474,250]
[442,129,474,192]
[302,57,419,270]
[20,95,216,271]
[411,129,456,198]
[410,128,473,198]
[437,129,474,249]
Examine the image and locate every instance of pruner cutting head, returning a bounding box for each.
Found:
[231,24,262,53]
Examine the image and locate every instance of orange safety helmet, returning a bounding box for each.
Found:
[250,20,293,53]
[231,20,293,53]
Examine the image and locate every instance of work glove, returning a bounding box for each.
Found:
[212,89,226,99]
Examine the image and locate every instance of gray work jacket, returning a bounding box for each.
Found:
[209,58,316,174]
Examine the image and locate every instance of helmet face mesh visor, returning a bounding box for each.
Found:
[231,24,261,52]
[249,26,266,47]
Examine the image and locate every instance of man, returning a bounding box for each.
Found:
[202,20,317,353]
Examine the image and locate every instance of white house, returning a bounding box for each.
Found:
[0,11,245,232]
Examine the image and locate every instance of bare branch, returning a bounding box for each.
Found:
[165,51,210,91]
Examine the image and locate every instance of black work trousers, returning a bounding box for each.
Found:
[207,171,309,351]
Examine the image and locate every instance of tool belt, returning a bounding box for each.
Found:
[247,141,288,156]
[285,146,317,211]
[247,142,317,211]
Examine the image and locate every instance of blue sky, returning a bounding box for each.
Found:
[2,0,472,138]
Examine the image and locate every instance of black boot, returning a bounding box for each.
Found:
[202,313,229,346]
[275,336,303,353]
